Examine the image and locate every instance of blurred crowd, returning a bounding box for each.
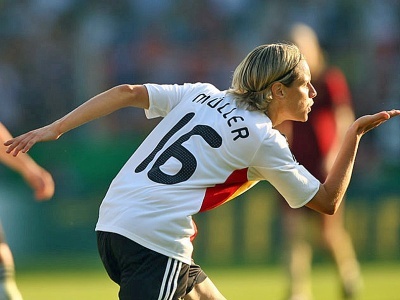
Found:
[0,0,399,164]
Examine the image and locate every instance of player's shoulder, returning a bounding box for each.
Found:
[144,82,222,100]
[182,82,221,94]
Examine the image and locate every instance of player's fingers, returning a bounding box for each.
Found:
[386,109,400,118]
[7,135,35,156]
[374,109,400,125]
[361,110,399,134]
[7,139,26,156]
[3,139,13,146]
[5,133,26,153]
[5,140,22,156]
[4,137,16,151]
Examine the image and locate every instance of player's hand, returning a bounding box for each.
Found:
[353,109,400,136]
[3,123,60,157]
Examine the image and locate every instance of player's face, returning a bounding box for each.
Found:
[282,60,317,122]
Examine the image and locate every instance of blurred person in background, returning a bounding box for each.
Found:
[4,43,399,300]
[275,23,362,300]
[0,122,54,300]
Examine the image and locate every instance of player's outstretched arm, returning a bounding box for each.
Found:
[0,122,55,200]
[4,85,149,156]
[307,109,400,215]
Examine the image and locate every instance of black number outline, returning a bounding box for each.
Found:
[135,113,222,184]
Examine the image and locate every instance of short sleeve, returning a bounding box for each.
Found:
[143,83,218,119]
[249,129,320,208]
[144,83,184,119]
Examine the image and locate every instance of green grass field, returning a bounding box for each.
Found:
[16,260,400,300]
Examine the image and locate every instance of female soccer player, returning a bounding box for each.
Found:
[4,43,399,300]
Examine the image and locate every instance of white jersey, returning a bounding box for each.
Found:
[95,82,320,264]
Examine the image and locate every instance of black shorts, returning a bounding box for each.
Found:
[96,231,207,300]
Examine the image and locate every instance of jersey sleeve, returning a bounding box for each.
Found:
[143,83,185,119]
[249,129,320,208]
[143,83,218,119]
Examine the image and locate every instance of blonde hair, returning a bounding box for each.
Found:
[228,43,303,112]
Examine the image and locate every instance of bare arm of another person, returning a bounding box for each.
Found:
[0,122,54,200]
[307,109,400,215]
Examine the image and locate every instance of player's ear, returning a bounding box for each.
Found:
[271,82,285,99]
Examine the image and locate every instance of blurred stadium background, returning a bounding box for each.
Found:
[0,0,399,298]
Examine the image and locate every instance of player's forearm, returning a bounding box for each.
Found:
[54,85,146,137]
[307,125,361,214]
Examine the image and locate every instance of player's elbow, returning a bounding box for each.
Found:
[310,203,336,215]
[306,191,341,215]
[322,198,342,215]
[324,205,338,215]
